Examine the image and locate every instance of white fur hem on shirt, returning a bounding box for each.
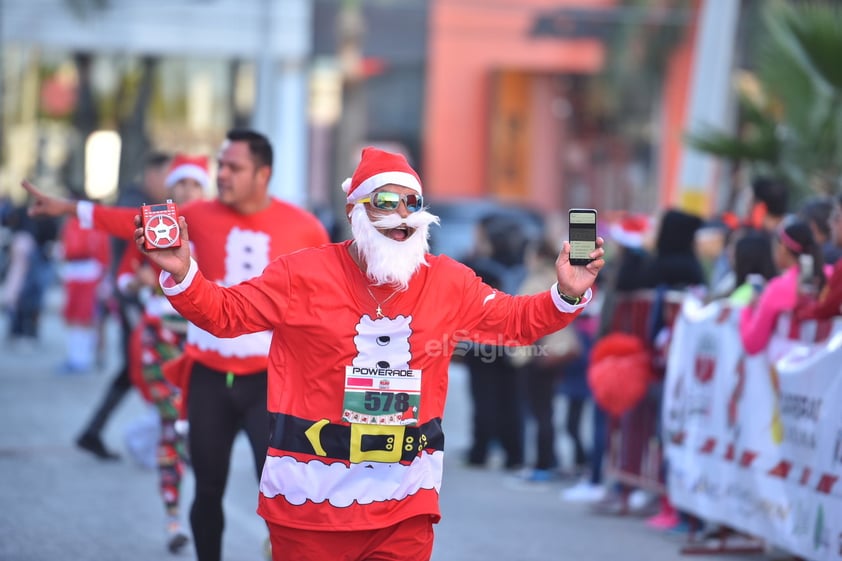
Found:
[259,450,443,507]
[160,258,199,296]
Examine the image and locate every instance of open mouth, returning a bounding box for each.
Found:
[382,224,415,241]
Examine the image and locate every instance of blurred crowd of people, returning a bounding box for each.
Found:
[5,144,841,559]
[0,195,60,350]
[453,173,842,546]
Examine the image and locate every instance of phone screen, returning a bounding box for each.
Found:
[569,209,597,265]
[798,254,814,294]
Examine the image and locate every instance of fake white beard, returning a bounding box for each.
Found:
[350,203,440,290]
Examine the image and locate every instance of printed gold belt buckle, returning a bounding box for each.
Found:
[349,423,406,464]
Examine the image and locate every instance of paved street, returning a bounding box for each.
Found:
[0,287,786,561]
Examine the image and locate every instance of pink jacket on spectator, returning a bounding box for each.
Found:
[739,264,831,354]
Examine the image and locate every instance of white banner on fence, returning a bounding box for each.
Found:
[663,297,842,561]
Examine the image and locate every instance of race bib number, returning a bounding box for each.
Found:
[342,365,421,426]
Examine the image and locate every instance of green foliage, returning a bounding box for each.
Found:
[779,1,842,91]
[687,93,779,163]
[597,0,688,133]
[687,0,842,201]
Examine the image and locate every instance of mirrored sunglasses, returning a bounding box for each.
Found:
[359,191,424,213]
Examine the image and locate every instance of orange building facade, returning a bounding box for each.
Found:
[423,0,702,216]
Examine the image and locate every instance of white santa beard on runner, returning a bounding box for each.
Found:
[350,203,439,291]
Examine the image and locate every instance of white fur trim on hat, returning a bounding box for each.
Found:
[166,164,209,190]
[609,222,644,248]
[606,213,651,249]
[346,171,422,203]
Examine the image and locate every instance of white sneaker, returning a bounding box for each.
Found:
[166,518,189,554]
[560,481,605,503]
[628,489,656,512]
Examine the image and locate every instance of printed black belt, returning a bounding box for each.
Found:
[268,412,444,464]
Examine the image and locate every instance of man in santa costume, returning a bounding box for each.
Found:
[136,146,604,561]
[22,130,330,561]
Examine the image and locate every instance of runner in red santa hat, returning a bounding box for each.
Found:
[140,146,605,561]
[114,152,211,553]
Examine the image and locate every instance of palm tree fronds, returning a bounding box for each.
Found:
[685,125,778,163]
[775,1,842,91]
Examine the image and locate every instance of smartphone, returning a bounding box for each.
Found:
[798,254,814,295]
[569,208,598,266]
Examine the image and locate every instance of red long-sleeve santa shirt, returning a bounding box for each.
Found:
[160,240,588,531]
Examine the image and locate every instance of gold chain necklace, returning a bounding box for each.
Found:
[351,242,401,318]
[365,285,401,318]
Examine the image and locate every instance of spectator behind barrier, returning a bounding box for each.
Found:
[727,230,777,306]
[641,209,705,291]
[460,214,530,471]
[798,193,842,320]
[799,195,842,266]
[749,175,789,234]
[739,218,830,355]
[626,208,705,530]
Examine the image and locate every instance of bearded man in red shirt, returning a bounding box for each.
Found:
[141,147,604,561]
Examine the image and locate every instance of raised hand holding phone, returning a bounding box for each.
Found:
[569,208,598,266]
[556,208,604,301]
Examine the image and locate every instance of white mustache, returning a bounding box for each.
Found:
[368,208,440,230]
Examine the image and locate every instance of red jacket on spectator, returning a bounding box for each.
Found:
[798,259,842,320]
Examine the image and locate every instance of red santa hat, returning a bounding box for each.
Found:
[608,213,651,249]
[165,154,210,190]
[342,147,422,203]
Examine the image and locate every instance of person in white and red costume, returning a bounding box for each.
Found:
[57,205,111,373]
[140,146,604,561]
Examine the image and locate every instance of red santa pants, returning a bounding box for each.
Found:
[267,514,434,561]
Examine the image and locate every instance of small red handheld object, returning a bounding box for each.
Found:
[141,199,181,251]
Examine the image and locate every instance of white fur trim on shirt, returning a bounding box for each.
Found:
[188,324,271,357]
[550,283,592,312]
[60,259,103,282]
[259,449,443,507]
[160,257,199,296]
